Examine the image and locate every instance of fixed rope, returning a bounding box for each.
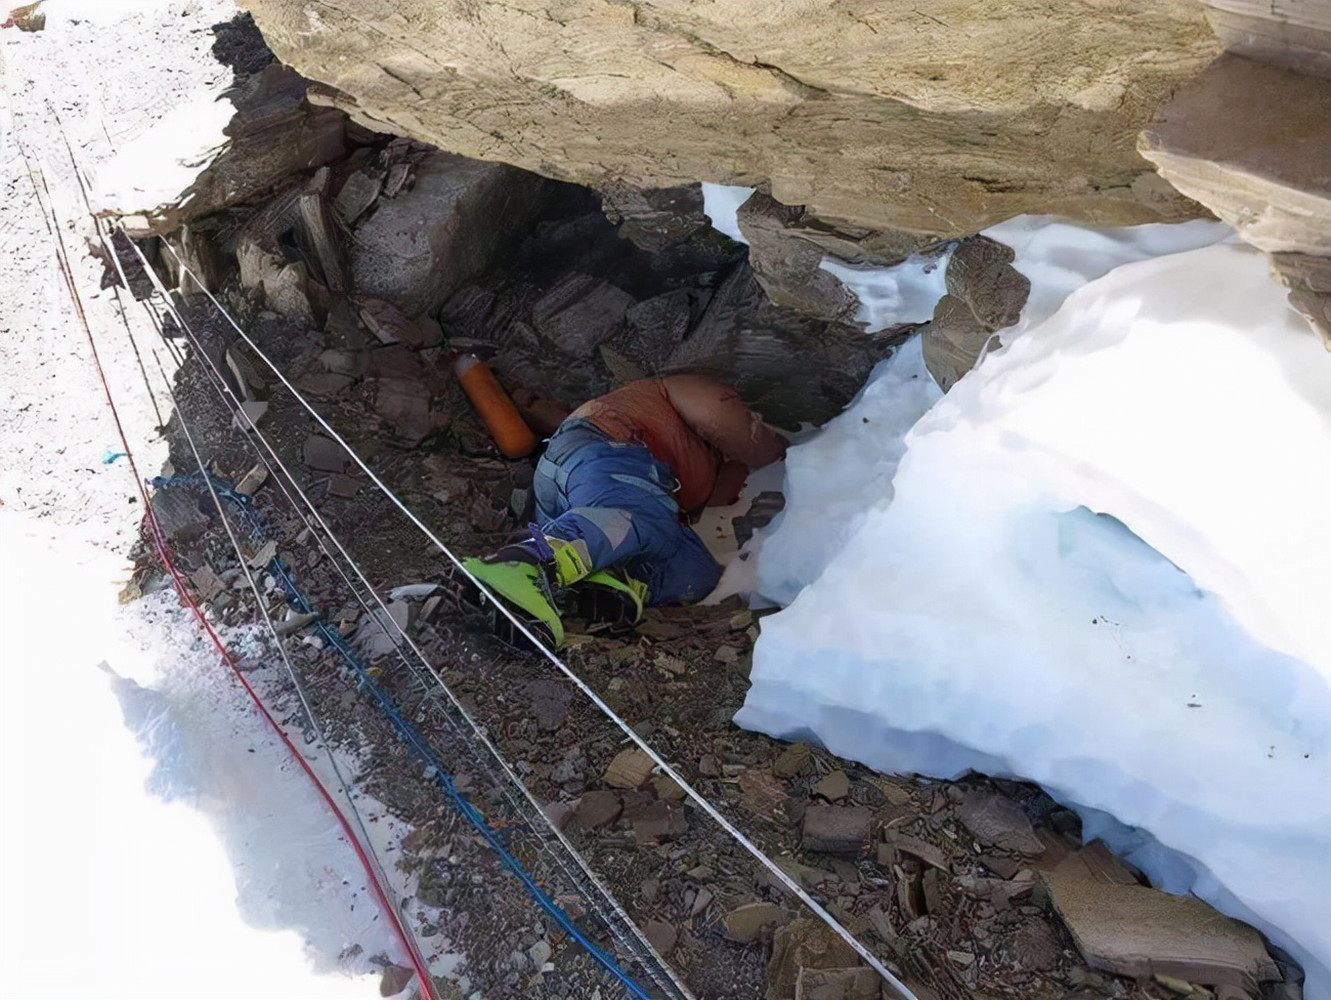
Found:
[143,232,920,1000]
[22,148,439,1000]
[97,223,686,1000]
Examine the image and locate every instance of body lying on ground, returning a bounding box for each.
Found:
[461,374,786,648]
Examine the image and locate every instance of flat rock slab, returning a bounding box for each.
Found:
[1043,849,1281,988]
[766,919,862,1000]
[603,747,655,789]
[303,434,351,473]
[801,803,872,855]
[643,920,677,956]
[722,901,788,943]
[573,790,622,830]
[811,769,849,801]
[958,792,1045,855]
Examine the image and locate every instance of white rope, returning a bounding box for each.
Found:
[106,229,692,1000]
[149,232,920,1000]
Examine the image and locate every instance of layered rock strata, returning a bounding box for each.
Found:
[1141,47,1331,346]
[237,0,1219,252]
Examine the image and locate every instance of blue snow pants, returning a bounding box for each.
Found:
[532,419,722,605]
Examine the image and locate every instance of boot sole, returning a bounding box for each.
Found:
[433,560,561,653]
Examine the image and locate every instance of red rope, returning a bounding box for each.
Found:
[54,212,438,999]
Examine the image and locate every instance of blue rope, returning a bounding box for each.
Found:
[153,475,655,999]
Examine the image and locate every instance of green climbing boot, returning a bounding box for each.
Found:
[573,568,648,637]
[456,556,565,651]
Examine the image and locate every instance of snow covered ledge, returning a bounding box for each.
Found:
[738,238,1331,994]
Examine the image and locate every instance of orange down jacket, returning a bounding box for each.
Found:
[569,374,786,512]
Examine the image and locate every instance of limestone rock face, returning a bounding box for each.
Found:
[1140,54,1331,257]
[923,236,1031,391]
[237,0,1219,245]
[1140,52,1331,344]
[350,150,552,316]
[1202,0,1331,78]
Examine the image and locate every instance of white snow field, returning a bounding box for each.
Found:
[0,514,409,999]
[733,220,1331,994]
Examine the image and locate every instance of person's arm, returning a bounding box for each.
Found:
[660,374,786,470]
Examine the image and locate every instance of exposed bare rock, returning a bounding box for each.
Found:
[945,236,1029,331]
[1043,848,1281,988]
[1202,0,1331,78]
[1141,54,1331,257]
[1272,251,1331,349]
[173,64,347,227]
[349,151,550,317]
[531,273,636,359]
[601,182,710,254]
[668,264,892,428]
[765,919,862,1000]
[736,193,858,322]
[238,0,1217,248]
[923,235,1031,390]
[801,803,872,854]
[1140,53,1331,345]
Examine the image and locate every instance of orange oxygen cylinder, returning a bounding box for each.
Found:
[453,354,538,459]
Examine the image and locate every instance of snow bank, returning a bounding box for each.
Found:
[0,514,409,999]
[700,183,754,244]
[740,235,1331,993]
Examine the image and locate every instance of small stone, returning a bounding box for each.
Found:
[327,473,362,497]
[234,399,268,429]
[296,372,356,397]
[881,782,913,806]
[766,920,862,1000]
[651,774,687,800]
[524,679,571,732]
[643,920,677,956]
[628,800,688,843]
[574,790,622,829]
[542,800,575,831]
[190,564,225,602]
[234,464,269,496]
[334,170,383,225]
[713,644,741,664]
[728,610,754,630]
[379,964,415,996]
[640,877,660,902]
[603,747,655,789]
[721,901,788,943]
[889,833,949,872]
[303,434,351,473]
[527,939,551,969]
[245,539,278,570]
[654,653,687,675]
[980,854,1023,880]
[772,742,812,779]
[946,949,975,967]
[690,887,714,917]
[737,768,789,819]
[698,754,721,777]
[811,769,850,801]
[914,865,941,911]
[801,804,872,854]
[958,792,1045,855]
[1154,974,1198,996]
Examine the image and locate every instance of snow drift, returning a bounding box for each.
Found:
[739,235,1331,994]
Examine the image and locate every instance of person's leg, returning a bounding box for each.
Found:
[536,442,721,603]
